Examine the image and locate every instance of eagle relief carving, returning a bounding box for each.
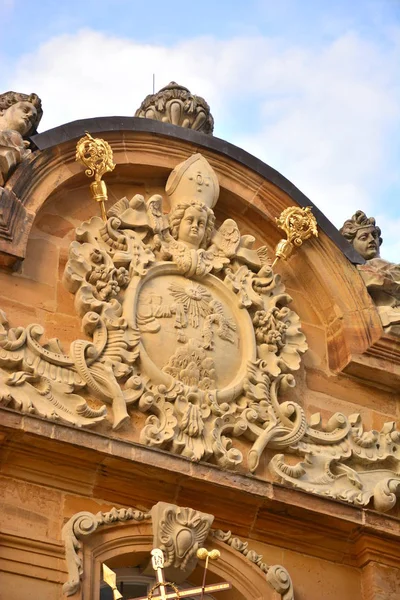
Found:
[2,151,400,512]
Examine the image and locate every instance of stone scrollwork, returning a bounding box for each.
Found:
[61,502,294,598]
[211,529,294,600]
[269,414,400,512]
[151,502,214,576]
[2,149,400,512]
[0,150,308,468]
[62,507,151,596]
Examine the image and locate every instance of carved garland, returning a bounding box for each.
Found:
[0,152,400,513]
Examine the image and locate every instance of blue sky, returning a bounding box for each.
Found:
[1,0,400,259]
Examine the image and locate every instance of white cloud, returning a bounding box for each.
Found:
[6,27,400,260]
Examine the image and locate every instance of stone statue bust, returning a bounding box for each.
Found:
[340,211,400,335]
[0,91,42,185]
[340,210,382,260]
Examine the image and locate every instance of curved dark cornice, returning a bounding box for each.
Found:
[31,116,363,264]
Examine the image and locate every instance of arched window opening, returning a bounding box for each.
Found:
[100,567,215,600]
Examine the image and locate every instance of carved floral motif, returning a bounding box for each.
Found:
[1,151,400,512]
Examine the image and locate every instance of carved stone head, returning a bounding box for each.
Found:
[340,210,382,260]
[166,154,218,249]
[0,91,42,137]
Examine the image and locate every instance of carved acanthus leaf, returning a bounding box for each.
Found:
[4,151,400,514]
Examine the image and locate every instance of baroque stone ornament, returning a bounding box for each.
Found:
[211,529,294,600]
[63,502,291,599]
[62,507,151,596]
[341,211,400,335]
[135,82,214,134]
[0,90,43,185]
[2,149,400,512]
[0,311,107,427]
[151,502,214,577]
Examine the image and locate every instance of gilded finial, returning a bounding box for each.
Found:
[197,547,221,600]
[197,548,220,561]
[75,132,115,221]
[102,564,122,600]
[273,206,318,267]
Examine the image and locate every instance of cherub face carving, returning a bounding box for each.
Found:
[178,205,208,249]
[169,201,214,251]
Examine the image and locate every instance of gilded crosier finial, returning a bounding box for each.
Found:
[273,206,318,267]
[75,132,115,221]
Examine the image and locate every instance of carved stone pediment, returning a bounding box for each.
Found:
[2,150,400,513]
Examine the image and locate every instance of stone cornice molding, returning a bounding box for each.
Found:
[2,409,400,564]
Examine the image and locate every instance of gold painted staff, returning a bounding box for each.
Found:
[102,564,123,600]
[102,546,231,600]
[196,548,220,600]
[75,131,115,221]
[272,206,318,267]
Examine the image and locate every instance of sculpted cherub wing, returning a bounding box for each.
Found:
[107,196,130,219]
[108,193,167,237]
[256,245,272,266]
[212,219,241,257]
[107,194,148,229]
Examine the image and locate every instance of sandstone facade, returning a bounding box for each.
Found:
[0,118,399,600]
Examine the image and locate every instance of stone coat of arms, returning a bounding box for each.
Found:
[0,153,306,470]
[3,151,400,511]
